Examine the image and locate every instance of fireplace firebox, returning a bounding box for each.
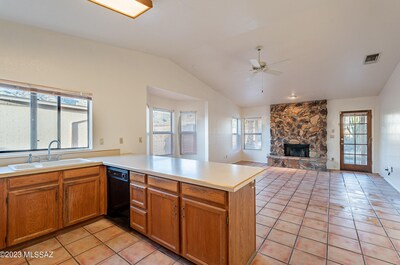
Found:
[284,144,310,158]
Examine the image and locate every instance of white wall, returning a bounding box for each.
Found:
[0,20,240,163]
[326,97,380,172]
[146,93,207,161]
[240,106,270,163]
[379,62,400,190]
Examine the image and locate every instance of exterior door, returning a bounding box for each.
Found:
[340,110,372,172]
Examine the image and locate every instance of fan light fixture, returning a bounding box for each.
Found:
[89,0,153,19]
[288,93,298,100]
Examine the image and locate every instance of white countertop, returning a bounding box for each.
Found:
[0,154,266,192]
[91,155,265,192]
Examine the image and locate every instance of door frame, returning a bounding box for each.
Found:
[340,110,372,173]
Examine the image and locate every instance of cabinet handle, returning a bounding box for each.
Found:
[250,181,255,189]
[173,204,177,217]
[182,207,185,218]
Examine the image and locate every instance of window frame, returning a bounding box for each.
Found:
[0,83,92,153]
[179,111,197,155]
[232,117,241,150]
[151,108,174,156]
[243,117,263,150]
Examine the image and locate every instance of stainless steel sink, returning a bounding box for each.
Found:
[8,158,92,171]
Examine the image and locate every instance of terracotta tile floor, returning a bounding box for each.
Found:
[0,219,193,265]
[3,165,400,265]
[251,166,400,265]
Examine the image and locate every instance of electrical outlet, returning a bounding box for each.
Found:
[99,138,104,145]
[139,137,143,143]
[119,137,124,144]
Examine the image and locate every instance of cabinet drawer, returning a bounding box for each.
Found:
[130,172,146,183]
[130,182,147,209]
[63,166,100,180]
[181,183,227,206]
[148,175,178,193]
[8,172,59,189]
[130,206,147,234]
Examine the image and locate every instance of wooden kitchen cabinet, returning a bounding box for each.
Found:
[181,197,227,265]
[6,172,61,246]
[147,187,180,253]
[63,167,100,226]
[0,179,7,249]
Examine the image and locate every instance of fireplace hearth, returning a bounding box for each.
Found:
[284,144,310,158]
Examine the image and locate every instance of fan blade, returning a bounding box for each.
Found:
[264,69,282,75]
[249,59,261,68]
[267,58,290,67]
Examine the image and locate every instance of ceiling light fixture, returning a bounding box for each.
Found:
[89,0,153,19]
[288,93,298,100]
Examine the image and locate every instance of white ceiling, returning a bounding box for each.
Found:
[1,0,400,107]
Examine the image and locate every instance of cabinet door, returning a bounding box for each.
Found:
[0,179,6,249]
[130,206,147,234]
[7,184,59,246]
[147,188,179,253]
[64,176,100,226]
[181,198,227,265]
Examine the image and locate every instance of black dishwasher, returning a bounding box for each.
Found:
[107,167,130,227]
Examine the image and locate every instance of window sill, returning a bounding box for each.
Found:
[0,148,93,159]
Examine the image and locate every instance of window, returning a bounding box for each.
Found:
[232,118,241,150]
[0,83,91,153]
[244,118,262,150]
[152,109,173,155]
[180,111,196,155]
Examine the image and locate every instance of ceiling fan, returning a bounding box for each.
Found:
[249,46,283,76]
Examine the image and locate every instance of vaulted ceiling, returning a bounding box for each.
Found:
[1,0,400,106]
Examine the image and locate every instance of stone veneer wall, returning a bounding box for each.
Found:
[269,100,328,170]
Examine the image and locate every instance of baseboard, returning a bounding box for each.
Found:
[382,175,400,193]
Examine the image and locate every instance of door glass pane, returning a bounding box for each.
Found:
[355,145,367,155]
[344,135,354,144]
[0,86,31,151]
[344,145,354,154]
[356,135,367,145]
[344,154,355,164]
[356,124,367,134]
[37,93,58,149]
[343,124,355,135]
[356,155,367,165]
[60,97,89,148]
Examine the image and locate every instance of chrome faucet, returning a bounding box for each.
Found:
[48,140,61,161]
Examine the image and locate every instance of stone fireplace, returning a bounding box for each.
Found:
[268,100,328,170]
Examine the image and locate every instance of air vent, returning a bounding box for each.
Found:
[364,53,381,64]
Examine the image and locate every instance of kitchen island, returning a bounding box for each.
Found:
[94,155,265,265]
[0,154,265,265]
